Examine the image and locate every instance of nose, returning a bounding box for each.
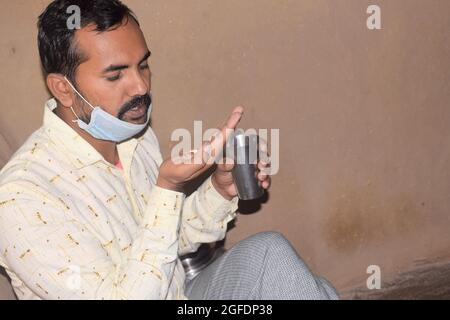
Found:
[127,69,150,97]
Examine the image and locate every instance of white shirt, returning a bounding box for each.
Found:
[0,98,238,299]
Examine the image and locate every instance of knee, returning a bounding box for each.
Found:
[232,231,294,260]
[248,231,290,249]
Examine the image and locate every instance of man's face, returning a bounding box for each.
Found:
[72,17,151,125]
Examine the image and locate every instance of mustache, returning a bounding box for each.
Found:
[117,93,152,120]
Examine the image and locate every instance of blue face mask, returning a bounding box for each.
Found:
[64,76,152,142]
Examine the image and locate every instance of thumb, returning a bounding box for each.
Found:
[217,157,235,172]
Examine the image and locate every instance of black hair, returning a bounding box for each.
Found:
[37,0,138,84]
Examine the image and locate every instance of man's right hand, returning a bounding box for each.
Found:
[156,106,244,192]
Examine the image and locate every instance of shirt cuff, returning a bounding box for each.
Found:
[143,185,186,228]
[201,176,239,223]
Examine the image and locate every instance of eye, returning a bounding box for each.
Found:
[106,72,122,82]
[140,63,149,70]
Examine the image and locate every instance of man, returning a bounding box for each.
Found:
[0,0,338,299]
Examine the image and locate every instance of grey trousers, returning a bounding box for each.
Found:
[185,231,339,300]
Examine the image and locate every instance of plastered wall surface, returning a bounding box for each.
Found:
[1,0,449,296]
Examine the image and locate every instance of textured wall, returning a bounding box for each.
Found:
[1,0,450,296]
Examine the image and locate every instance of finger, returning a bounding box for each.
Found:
[180,145,215,181]
[257,171,268,182]
[184,149,199,160]
[257,161,270,171]
[222,106,244,133]
[209,106,244,158]
[182,141,213,170]
[260,175,271,188]
[259,161,272,176]
[170,149,195,165]
[197,141,214,165]
[259,136,268,151]
[257,136,272,169]
[258,136,270,155]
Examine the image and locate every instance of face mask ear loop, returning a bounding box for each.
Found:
[69,106,81,123]
[63,76,95,111]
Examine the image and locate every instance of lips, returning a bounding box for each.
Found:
[125,104,147,119]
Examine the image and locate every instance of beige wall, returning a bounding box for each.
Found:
[1,0,450,296]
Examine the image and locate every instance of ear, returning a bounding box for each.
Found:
[46,74,75,108]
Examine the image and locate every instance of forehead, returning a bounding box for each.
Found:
[74,18,148,67]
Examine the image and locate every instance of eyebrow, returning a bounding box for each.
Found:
[102,50,152,74]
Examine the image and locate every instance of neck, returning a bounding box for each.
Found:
[54,104,119,165]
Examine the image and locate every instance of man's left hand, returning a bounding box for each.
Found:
[211,159,271,201]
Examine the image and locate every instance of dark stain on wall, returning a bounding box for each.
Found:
[323,182,428,254]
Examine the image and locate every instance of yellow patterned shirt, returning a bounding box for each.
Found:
[0,98,239,300]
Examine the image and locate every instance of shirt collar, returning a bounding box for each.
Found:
[43,98,139,170]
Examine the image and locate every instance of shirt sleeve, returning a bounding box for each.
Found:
[0,183,185,300]
[142,127,239,256]
[178,175,239,256]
